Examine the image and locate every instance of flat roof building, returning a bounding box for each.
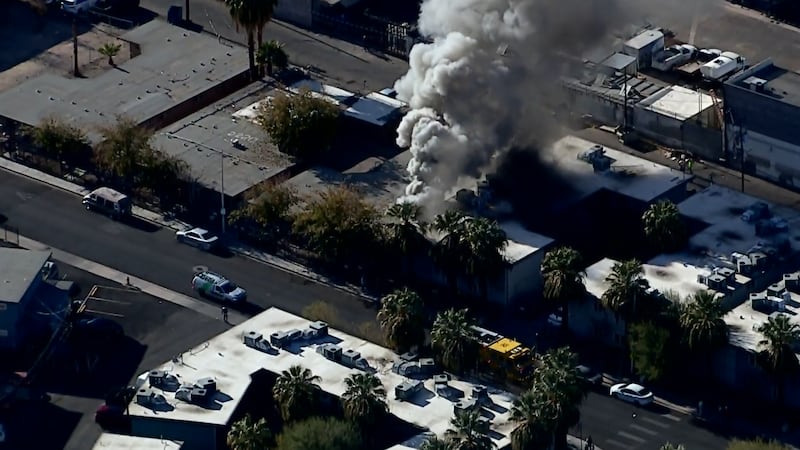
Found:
[152,83,294,199]
[0,20,249,143]
[127,308,517,450]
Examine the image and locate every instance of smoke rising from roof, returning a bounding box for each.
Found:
[393,0,711,206]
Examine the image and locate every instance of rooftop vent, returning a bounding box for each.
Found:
[743,76,768,93]
[784,272,800,293]
[148,370,168,387]
[196,377,217,394]
[244,331,273,352]
[454,398,479,415]
[395,380,423,401]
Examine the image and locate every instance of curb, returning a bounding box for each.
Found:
[0,158,378,303]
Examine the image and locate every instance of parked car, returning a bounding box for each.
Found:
[62,0,99,14]
[610,383,655,406]
[176,227,219,251]
[74,317,124,338]
[192,271,247,303]
[82,187,132,220]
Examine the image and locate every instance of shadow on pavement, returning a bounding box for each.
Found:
[3,399,83,450]
[231,301,266,317]
[122,216,160,233]
[38,335,146,399]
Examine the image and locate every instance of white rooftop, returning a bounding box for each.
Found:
[92,434,183,450]
[637,85,715,121]
[128,308,516,448]
[725,289,800,353]
[499,221,554,263]
[540,135,690,204]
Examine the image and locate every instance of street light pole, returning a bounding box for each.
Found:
[220,149,226,238]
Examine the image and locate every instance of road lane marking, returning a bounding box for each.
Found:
[617,431,646,444]
[662,414,682,422]
[605,438,635,449]
[640,416,671,429]
[84,309,125,318]
[629,424,659,436]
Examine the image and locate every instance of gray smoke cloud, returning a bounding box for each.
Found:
[394,0,711,205]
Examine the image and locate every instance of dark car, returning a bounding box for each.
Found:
[576,365,603,387]
[74,318,124,338]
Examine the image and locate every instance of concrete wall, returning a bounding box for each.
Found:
[633,107,684,148]
[683,122,723,161]
[131,417,219,450]
[274,0,314,28]
[727,128,800,189]
[567,296,626,348]
[563,83,627,126]
[507,251,546,305]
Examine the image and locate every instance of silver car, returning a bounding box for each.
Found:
[191,271,246,303]
[176,227,219,251]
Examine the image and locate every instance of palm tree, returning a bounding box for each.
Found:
[431,308,477,374]
[378,287,426,352]
[642,200,686,252]
[601,259,649,322]
[756,314,800,409]
[541,246,585,333]
[341,372,387,427]
[256,40,289,76]
[421,436,455,450]
[272,365,321,423]
[446,409,495,450]
[510,390,554,450]
[98,42,121,66]
[536,347,588,450]
[227,414,272,450]
[679,290,727,374]
[433,210,468,295]
[386,201,427,276]
[221,0,279,79]
[461,217,507,301]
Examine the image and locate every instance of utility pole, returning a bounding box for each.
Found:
[185,0,190,23]
[72,17,79,77]
[739,125,746,193]
[219,149,226,239]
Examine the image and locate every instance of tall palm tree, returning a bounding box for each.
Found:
[378,287,426,352]
[272,365,321,423]
[756,314,800,409]
[446,409,495,450]
[421,436,455,450]
[386,201,428,276]
[541,246,586,333]
[341,372,388,427]
[642,200,686,252]
[433,210,468,295]
[431,308,477,374]
[679,290,728,374]
[256,40,289,76]
[461,217,507,301]
[227,414,272,450]
[221,0,279,79]
[601,259,649,322]
[510,390,554,450]
[536,347,588,450]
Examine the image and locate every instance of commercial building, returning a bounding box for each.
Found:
[724,59,800,189]
[0,20,249,143]
[92,434,183,450]
[0,248,68,351]
[126,308,517,450]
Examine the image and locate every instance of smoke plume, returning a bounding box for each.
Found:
[393,0,706,205]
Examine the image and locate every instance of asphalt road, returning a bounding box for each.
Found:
[576,392,729,450]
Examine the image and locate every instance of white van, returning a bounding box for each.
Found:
[82,187,132,219]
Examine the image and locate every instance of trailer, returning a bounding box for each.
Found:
[700,52,747,80]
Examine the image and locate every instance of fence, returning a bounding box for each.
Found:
[311,11,415,59]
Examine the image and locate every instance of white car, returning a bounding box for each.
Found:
[192,271,246,303]
[176,227,219,251]
[610,383,654,406]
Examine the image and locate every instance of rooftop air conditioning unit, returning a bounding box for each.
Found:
[470,386,490,405]
[196,377,217,394]
[270,331,289,348]
[476,416,492,434]
[717,267,736,280]
[136,387,155,405]
[285,329,303,342]
[244,331,273,352]
[784,272,800,293]
[148,370,167,387]
[767,283,785,298]
[706,274,727,291]
[418,358,436,376]
[454,398,479,415]
[317,343,343,362]
[309,321,329,337]
[395,380,422,401]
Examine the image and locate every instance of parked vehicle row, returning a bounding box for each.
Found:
[57,0,139,15]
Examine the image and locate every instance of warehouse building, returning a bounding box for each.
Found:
[723,59,800,189]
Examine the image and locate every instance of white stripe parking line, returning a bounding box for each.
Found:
[640,416,671,429]
[629,424,659,436]
[663,414,682,422]
[617,431,646,444]
[605,439,635,449]
[87,296,130,305]
[84,309,125,318]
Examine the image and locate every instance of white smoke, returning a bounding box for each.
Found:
[394,0,705,205]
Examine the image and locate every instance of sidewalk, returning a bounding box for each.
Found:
[0,156,377,302]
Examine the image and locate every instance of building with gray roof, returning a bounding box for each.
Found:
[0,20,249,143]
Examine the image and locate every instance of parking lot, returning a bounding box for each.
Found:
[3,260,228,450]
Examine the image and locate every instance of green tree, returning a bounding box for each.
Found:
[272,365,321,423]
[756,314,800,409]
[661,443,686,450]
[510,389,554,450]
[293,186,379,265]
[94,116,152,189]
[642,200,686,252]
[98,42,122,66]
[139,147,189,208]
[275,417,363,450]
[227,414,272,450]
[541,246,585,333]
[445,409,495,450]
[628,321,673,382]
[601,259,650,323]
[385,201,428,276]
[341,372,387,427]
[535,347,587,450]
[431,308,477,374]
[377,287,426,352]
[461,217,507,301]
[728,438,792,450]
[257,39,289,76]
[229,180,297,243]
[421,436,455,450]
[259,90,340,159]
[220,0,279,79]
[432,210,468,296]
[29,116,91,172]
[679,290,728,374]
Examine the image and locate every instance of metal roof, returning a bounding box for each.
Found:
[0,249,50,304]
[601,53,637,71]
[624,29,664,50]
